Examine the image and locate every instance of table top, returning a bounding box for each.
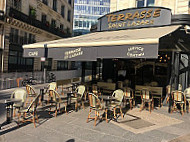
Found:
[99,95,116,101]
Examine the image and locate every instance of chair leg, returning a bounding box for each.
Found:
[86,108,91,123]
[55,105,57,117]
[13,108,16,117]
[161,97,163,107]
[33,112,36,128]
[105,109,108,123]
[120,106,123,118]
[82,101,85,110]
[75,100,78,111]
[129,100,132,110]
[59,103,61,113]
[133,99,135,107]
[140,101,144,112]
[152,100,154,111]
[114,108,116,119]
[94,110,97,126]
[148,102,151,113]
[181,104,184,116]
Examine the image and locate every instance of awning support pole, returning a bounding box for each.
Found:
[81,62,86,83]
[187,54,190,87]
[174,52,180,90]
[92,61,96,82]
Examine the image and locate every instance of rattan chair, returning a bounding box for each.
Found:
[71,85,86,111]
[26,84,39,106]
[18,93,41,128]
[44,82,57,103]
[171,90,185,115]
[47,89,67,117]
[11,88,27,117]
[86,93,107,126]
[107,89,124,119]
[124,87,135,110]
[184,87,190,112]
[139,89,153,113]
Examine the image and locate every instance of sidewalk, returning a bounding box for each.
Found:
[1,86,190,142]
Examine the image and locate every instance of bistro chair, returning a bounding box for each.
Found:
[92,84,101,96]
[25,84,40,106]
[171,90,185,115]
[71,85,86,111]
[184,87,190,112]
[11,88,27,117]
[139,89,153,113]
[47,89,67,117]
[44,82,57,102]
[18,93,41,128]
[86,93,107,126]
[107,89,124,120]
[124,87,135,110]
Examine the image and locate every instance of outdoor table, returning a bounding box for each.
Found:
[67,91,77,107]
[98,96,116,107]
[0,98,21,129]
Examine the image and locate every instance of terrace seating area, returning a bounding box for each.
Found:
[1,76,190,131]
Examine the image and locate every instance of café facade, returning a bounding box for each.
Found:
[23,7,190,92]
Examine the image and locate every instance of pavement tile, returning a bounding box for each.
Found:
[143,130,178,142]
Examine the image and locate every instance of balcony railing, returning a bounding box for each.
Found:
[8,8,71,38]
[0,10,5,21]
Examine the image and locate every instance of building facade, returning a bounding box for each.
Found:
[73,0,110,36]
[0,0,74,72]
[110,0,189,14]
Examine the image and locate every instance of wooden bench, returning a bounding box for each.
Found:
[135,85,163,107]
[97,82,116,94]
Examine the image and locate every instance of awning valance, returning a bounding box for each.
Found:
[23,25,181,61]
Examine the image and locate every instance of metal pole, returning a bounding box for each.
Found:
[81,62,85,83]
[175,52,180,90]
[187,54,190,87]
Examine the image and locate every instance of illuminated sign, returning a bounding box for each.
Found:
[97,7,171,31]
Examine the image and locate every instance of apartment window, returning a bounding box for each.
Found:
[60,24,64,31]
[13,0,21,10]
[24,32,28,44]
[51,19,56,28]
[29,7,36,18]
[67,10,71,22]
[68,0,72,5]
[61,5,65,18]
[10,28,19,44]
[42,0,48,5]
[53,0,57,11]
[41,14,47,23]
[136,0,154,7]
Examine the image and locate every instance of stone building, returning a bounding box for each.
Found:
[0,0,73,72]
[110,0,189,14]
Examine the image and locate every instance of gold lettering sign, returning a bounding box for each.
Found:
[107,9,161,23]
[105,8,162,29]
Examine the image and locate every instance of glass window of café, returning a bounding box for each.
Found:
[136,0,155,7]
[57,61,68,70]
